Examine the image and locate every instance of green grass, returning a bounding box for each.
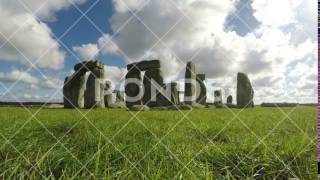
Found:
[0,107,316,179]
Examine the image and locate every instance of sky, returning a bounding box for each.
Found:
[0,0,317,104]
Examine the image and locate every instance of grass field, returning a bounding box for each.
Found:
[0,106,316,179]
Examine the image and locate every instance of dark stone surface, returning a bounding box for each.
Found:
[168,82,180,105]
[196,74,207,105]
[184,62,196,105]
[214,90,222,106]
[142,68,164,107]
[237,72,254,108]
[225,103,238,108]
[74,60,104,72]
[84,68,105,108]
[125,67,142,107]
[64,60,105,109]
[104,81,112,107]
[127,60,161,71]
[227,95,233,104]
[129,105,150,111]
[63,73,85,108]
[109,102,126,108]
[115,91,125,103]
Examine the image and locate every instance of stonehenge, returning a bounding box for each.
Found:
[237,72,254,108]
[214,90,223,107]
[184,62,196,105]
[196,74,207,105]
[63,60,255,109]
[126,60,166,108]
[227,95,233,104]
[104,81,112,108]
[63,60,105,108]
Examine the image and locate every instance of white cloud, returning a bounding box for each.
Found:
[73,43,99,60]
[112,0,145,13]
[251,0,302,27]
[0,0,87,21]
[0,69,39,84]
[0,69,64,93]
[98,34,119,55]
[104,65,127,90]
[75,0,317,103]
[0,0,87,70]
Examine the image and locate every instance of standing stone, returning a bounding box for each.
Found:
[125,65,142,107]
[84,66,105,108]
[184,62,196,105]
[63,71,85,108]
[104,81,112,107]
[237,72,254,108]
[196,74,207,105]
[160,82,180,106]
[115,91,125,103]
[64,60,105,109]
[214,90,222,107]
[127,60,161,71]
[143,68,164,107]
[227,95,233,104]
[169,82,180,105]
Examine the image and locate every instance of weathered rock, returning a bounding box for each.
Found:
[206,105,216,109]
[184,62,196,105]
[142,68,164,107]
[151,106,170,110]
[129,105,150,111]
[74,60,104,72]
[179,104,193,110]
[84,68,105,108]
[237,72,254,108]
[227,95,233,104]
[125,66,142,107]
[64,60,106,109]
[214,90,222,106]
[63,72,85,108]
[104,81,112,107]
[225,103,238,108]
[168,82,180,105]
[196,74,207,105]
[115,91,125,103]
[193,103,206,108]
[109,102,126,108]
[127,60,161,71]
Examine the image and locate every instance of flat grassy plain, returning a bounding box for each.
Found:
[0,107,316,179]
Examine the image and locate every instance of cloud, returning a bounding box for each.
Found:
[0,69,39,84]
[0,0,87,70]
[0,0,87,21]
[75,0,316,103]
[98,34,119,55]
[251,0,302,27]
[73,43,99,60]
[104,65,127,90]
[0,69,64,93]
[112,0,145,14]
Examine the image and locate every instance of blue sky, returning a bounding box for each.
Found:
[0,0,317,103]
